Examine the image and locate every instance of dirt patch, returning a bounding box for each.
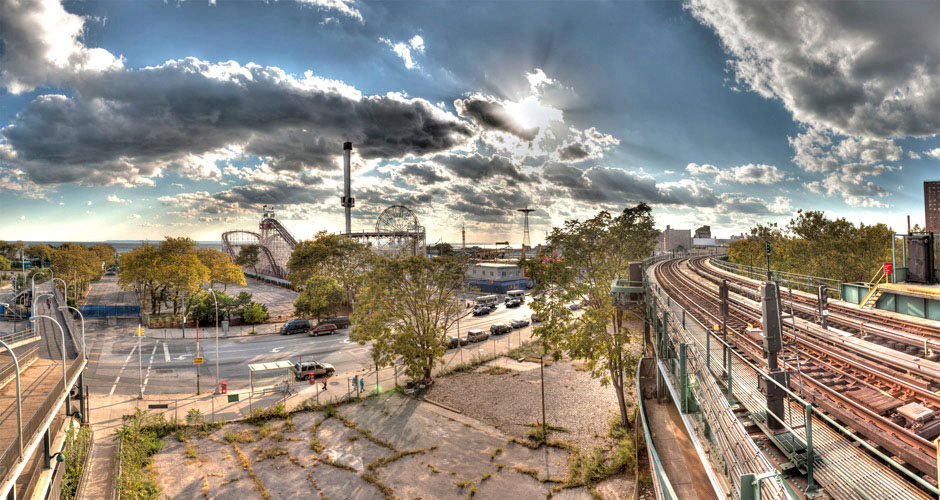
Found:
[427,357,626,453]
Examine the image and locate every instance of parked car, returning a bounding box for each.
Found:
[568,301,583,311]
[490,324,511,335]
[308,323,338,336]
[319,316,351,328]
[466,329,489,342]
[293,360,335,380]
[531,313,543,323]
[472,307,491,316]
[511,319,530,329]
[505,299,522,308]
[281,319,311,335]
[446,336,462,349]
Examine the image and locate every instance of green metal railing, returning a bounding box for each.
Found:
[635,357,679,500]
[645,259,940,499]
[709,257,843,300]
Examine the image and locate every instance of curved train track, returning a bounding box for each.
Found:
[654,257,940,480]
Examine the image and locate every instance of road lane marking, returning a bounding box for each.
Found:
[109,343,138,396]
[163,342,170,363]
[142,341,158,394]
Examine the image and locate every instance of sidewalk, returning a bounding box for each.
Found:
[145,321,291,339]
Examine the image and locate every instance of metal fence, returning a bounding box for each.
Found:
[77,305,140,318]
[709,257,843,300]
[635,357,679,500]
[0,344,38,388]
[645,260,939,499]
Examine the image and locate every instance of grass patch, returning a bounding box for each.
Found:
[468,486,477,499]
[563,418,636,488]
[246,402,288,424]
[438,351,502,377]
[489,447,503,460]
[523,422,570,433]
[367,448,426,470]
[201,475,209,499]
[223,430,255,444]
[232,443,270,500]
[513,466,540,480]
[256,445,288,462]
[454,479,474,489]
[482,365,511,375]
[185,445,198,459]
[361,472,395,500]
[480,473,492,482]
[60,423,91,500]
[335,414,396,450]
[117,409,181,499]
[427,463,442,474]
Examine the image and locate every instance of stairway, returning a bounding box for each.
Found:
[860,285,884,309]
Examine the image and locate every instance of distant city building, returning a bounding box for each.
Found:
[465,262,531,294]
[926,181,940,233]
[694,225,712,239]
[656,225,692,254]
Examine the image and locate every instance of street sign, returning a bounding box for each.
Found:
[193,357,204,364]
[883,262,893,274]
[228,394,239,403]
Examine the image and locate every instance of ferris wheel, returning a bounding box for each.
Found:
[375,205,420,233]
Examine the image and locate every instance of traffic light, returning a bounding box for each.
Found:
[817,285,829,330]
[764,241,771,257]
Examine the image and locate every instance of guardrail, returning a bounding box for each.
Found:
[71,426,95,500]
[0,328,38,346]
[635,357,679,499]
[0,344,38,389]
[708,257,843,300]
[646,258,940,499]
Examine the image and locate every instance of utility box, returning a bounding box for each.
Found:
[222,320,229,335]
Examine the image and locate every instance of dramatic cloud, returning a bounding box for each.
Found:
[0,58,474,185]
[0,0,123,94]
[685,163,785,184]
[397,163,450,185]
[433,153,530,182]
[454,94,539,141]
[555,127,619,162]
[688,0,940,139]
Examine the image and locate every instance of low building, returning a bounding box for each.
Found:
[656,226,693,254]
[694,225,712,239]
[465,262,531,294]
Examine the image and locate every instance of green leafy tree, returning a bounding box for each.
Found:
[294,276,344,320]
[241,302,269,332]
[350,255,464,384]
[197,248,246,290]
[235,245,261,274]
[523,204,659,428]
[287,231,372,305]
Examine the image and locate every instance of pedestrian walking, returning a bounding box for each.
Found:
[353,374,359,395]
[322,374,328,391]
[359,375,365,394]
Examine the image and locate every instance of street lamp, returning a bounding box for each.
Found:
[58,306,85,359]
[32,293,53,318]
[0,338,23,458]
[31,268,52,303]
[52,277,68,304]
[31,314,68,411]
[202,285,220,393]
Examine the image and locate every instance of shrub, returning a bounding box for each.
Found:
[60,424,91,500]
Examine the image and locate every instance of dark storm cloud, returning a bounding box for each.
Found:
[0,58,474,185]
[453,95,539,141]
[557,143,589,161]
[688,0,940,138]
[399,163,450,185]
[432,153,531,182]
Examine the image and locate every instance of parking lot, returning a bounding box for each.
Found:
[213,278,299,320]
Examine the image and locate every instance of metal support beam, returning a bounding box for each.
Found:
[679,343,688,414]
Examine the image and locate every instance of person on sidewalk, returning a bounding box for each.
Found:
[352,374,359,395]
[360,375,365,394]
[322,375,328,391]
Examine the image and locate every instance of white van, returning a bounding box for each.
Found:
[506,289,525,303]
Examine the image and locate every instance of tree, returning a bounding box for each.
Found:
[0,255,10,271]
[350,255,465,385]
[523,204,659,429]
[118,244,165,313]
[235,245,261,274]
[26,244,55,264]
[197,248,246,290]
[294,276,344,321]
[241,303,269,332]
[287,231,372,305]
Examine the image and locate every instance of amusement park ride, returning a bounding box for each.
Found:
[221,143,427,279]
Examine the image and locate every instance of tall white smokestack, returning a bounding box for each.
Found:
[342,142,354,235]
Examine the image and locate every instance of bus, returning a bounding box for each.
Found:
[474,295,499,308]
[506,289,525,303]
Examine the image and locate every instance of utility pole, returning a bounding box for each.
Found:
[196,320,201,394]
[764,241,772,281]
[540,339,547,439]
[137,325,143,399]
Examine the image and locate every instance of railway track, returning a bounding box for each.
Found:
[698,258,940,358]
[654,257,940,480]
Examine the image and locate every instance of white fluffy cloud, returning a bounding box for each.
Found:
[294,0,363,22]
[685,163,786,184]
[107,194,131,204]
[925,148,940,160]
[379,35,425,70]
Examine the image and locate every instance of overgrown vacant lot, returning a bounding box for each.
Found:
[151,392,609,499]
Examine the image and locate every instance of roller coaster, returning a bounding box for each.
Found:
[221,205,297,279]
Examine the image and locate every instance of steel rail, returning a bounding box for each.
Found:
[655,258,938,476]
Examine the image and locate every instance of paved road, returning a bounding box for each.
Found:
[81,277,535,396]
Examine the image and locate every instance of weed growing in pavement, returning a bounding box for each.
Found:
[256,446,288,462]
[454,479,474,488]
[310,418,326,453]
[223,430,255,443]
[232,443,270,500]
[490,447,503,460]
[201,475,209,500]
[524,422,570,433]
[246,402,288,424]
[185,445,198,459]
[483,365,511,375]
[117,409,180,499]
[513,466,540,480]
[426,463,442,473]
[495,463,505,471]
[437,352,501,377]
[367,448,426,470]
[361,472,395,500]
[468,486,477,499]
[562,418,636,488]
[480,473,492,481]
[335,414,396,450]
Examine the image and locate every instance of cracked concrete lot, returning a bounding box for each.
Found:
[153,392,602,499]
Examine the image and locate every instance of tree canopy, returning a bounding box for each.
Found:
[350,255,464,384]
[287,231,372,305]
[727,210,894,282]
[235,245,261,273]
[523,204,659,428]
[294,275,344,320]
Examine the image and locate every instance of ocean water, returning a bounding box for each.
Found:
[18,240,223,255]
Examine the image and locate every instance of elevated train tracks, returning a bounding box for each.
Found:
[653,257,940,495]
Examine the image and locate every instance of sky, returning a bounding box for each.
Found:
[0,0,938,244]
